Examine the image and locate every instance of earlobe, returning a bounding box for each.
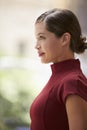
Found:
[62,32,71,46]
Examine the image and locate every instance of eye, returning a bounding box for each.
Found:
[39,35,46,40]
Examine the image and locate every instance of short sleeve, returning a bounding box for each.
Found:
[57,74,87,103]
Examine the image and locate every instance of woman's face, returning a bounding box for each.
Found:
[35,22,68,63]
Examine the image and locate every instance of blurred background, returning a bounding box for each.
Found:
[0,0,87,129]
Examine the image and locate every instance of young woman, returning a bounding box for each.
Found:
[30,8,87,130]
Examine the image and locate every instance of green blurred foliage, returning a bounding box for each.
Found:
[0,66,35,129]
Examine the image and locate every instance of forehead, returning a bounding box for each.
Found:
[35,22,47,35]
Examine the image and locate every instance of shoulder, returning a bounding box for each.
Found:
[61,71,87,87]
[57,72,87,103]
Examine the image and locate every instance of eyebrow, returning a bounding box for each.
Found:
[37,33,45,36]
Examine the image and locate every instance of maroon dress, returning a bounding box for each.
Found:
[30,59,87,130]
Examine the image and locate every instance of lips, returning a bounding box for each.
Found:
[38,52,45,57]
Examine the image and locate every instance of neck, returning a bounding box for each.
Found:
[53,50,74,63]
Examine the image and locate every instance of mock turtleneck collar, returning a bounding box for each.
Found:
[51,59,81,74]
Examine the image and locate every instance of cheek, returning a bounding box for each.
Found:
[43,38,61,54]
[48,43,59,53]
[48,43,63,59]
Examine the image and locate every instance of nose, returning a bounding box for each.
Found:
[35,42,41,50]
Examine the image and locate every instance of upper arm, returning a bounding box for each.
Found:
[65,95,87,130]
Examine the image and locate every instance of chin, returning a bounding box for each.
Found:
[41,59,51,64]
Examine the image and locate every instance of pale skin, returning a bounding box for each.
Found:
[35,21,87,130]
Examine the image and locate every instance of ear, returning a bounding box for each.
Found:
[61,32,71,46]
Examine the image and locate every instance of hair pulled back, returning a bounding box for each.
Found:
[35,8,87,54]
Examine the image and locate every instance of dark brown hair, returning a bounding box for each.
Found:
[35,8,87,54]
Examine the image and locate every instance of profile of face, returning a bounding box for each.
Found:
[35,22,72,63]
